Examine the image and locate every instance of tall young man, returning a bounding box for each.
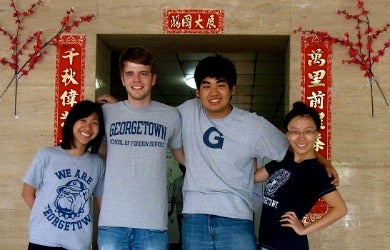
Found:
[97,46,184,250]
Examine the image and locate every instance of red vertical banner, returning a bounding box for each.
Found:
[54,35,86,146]
[300,35,333,223]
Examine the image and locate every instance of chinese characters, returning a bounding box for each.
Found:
[163,10,224,33]
[60,47,81,123]
[54,35,86,145]
[302,36,332,158]
[301,35,333,222]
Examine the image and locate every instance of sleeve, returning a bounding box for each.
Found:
[92,157,105,198]
[100,104,111,146]
[253,116,289,163]
[22,149,47,189]
[168,108,183,150]
[311,162,336,198]
[264,160,279,175]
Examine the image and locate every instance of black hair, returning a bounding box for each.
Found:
[194,55,237,90]
[119,46,156,74]
[60,100,105,153]
[284,101,321,131]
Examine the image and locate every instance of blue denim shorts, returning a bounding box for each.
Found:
[98,226,168,250]
[182,214,257,250]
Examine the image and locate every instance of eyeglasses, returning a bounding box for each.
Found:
[287,129,318,137]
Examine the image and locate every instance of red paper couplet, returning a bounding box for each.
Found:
[54,34,86,145]
[300,35,333,223]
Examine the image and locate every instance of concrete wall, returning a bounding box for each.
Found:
[0,0,389,249]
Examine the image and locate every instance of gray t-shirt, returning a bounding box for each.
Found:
[177,99,289,220]
[98,100,182,230]
[23,146,105,250]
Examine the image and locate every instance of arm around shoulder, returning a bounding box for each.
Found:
[171,147,185,165]
[254,166,269,183]
[314,151,340,186]
[97,94,119,104]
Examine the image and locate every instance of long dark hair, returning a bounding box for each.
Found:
[60,100,105,153]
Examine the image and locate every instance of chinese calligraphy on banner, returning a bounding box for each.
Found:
[163,9,224,33]
[54,35,86,145]
[300,35,333,223]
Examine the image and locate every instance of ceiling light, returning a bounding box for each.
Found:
[185,76,196,89]
[95,78,104,89]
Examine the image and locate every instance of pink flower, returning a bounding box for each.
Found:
[357,1,364,9]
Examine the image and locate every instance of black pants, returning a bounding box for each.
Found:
[28,242,67,250]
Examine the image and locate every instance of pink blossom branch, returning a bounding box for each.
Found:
[0,0,95,116]
[293,0,389,116]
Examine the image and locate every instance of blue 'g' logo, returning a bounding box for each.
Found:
[203,127,224,149]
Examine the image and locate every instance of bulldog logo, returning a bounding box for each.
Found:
[54,179,89,219]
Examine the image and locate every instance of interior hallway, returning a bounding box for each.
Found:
[308,164,390,249]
